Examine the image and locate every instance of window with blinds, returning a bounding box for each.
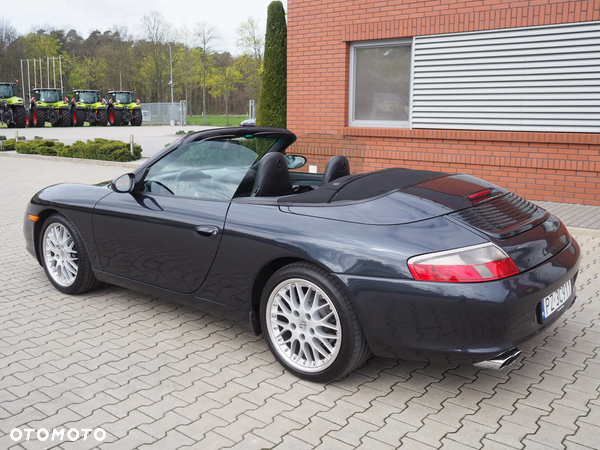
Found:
[349,21,600,133]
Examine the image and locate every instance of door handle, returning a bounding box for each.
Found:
[195,225,220,238]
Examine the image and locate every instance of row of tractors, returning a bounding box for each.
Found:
[0,82,143,128]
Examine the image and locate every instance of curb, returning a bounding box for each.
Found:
[0,151,146,168]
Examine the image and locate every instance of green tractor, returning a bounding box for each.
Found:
[70,89,108,127]
[28,88,71,127]
[0,82,27,128]
[107,90,142,126]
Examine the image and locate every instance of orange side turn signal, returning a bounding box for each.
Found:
[28,214,39,222]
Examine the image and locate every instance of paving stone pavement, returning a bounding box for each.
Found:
[1,153,599,450]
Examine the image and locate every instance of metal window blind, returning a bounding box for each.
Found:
[412,21,600,133]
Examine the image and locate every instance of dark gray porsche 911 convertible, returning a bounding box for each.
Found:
[24,127,580,382]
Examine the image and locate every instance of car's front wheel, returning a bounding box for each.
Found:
[260,262,372,382]
[40,214,99,295]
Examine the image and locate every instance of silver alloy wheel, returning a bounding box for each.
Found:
[266,278,342,373]
[43,223,79,287]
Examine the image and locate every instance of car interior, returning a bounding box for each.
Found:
[141,137,353,202]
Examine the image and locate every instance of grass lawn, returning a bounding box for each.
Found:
[187,114,248,127]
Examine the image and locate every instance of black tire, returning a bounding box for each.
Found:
[14,106,27,128]
[39,213,100,295]
[33,108,46,127]
[60,109,72,127]
[26,109,33,127]
[131,109,143,126]
[108,107,122,126]
[72,108,84,127]
[260,262,372,382]
[97,109,108,126]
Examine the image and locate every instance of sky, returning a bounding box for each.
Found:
[3,0,288,54]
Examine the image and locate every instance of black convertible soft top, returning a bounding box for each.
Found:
[279,168,448,205]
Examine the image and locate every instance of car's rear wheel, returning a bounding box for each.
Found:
[40,214,99,295]
[260,262,372,382]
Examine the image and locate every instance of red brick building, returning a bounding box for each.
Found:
[287,0,600,205]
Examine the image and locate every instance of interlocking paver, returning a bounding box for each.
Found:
[1,153,599,449]
[407,417,458,448]
[212,413,265,443]
[446,419,495,449]
[564,422,600,449]
[483,419,538,449]
[291,416,342,446]
[137,429,195,449]
[367,417,418,447]
[355,436,397,450]
[220,432,274,450]
[316,399,365,426]
[329,416,379,447]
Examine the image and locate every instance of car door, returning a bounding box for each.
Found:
[92,139,259,294]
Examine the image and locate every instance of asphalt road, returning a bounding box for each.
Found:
[0,124,216,158]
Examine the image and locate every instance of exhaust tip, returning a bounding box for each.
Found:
[473,348,522,370]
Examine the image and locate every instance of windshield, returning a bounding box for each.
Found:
[78,92,98,103]
[143,136,278,200]
[115,92,133,103]
[39,90,60,103]
[0,85,14,98]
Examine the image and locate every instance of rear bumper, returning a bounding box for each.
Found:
[335,238,580,364]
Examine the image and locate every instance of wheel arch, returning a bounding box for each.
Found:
[249,256,349,335]
[32,208,61,264]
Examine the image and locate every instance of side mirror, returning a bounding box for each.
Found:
[111,173,135,193]
[284,155,307,170]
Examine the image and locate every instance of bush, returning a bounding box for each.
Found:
[15,140,65,156]
[256,1,287,128]
[0,135,6,141]
[15,138,142,162]
[1,139,16,150]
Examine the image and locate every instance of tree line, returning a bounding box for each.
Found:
[0,12,264,119]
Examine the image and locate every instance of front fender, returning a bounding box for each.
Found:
[27,183,114,270]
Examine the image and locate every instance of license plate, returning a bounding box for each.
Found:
[541,280,573,320]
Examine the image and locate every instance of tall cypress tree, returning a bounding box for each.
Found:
[256,1,286,128]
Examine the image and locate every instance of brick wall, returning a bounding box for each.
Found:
[287,0,600,205]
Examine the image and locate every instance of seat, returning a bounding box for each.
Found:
[322,155,350,184]
[251,152,293,197]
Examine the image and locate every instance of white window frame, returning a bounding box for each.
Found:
[348,38,414,128]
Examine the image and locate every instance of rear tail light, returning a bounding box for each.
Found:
[408,243,519,283]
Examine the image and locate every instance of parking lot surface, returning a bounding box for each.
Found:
[1,153,599,449]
